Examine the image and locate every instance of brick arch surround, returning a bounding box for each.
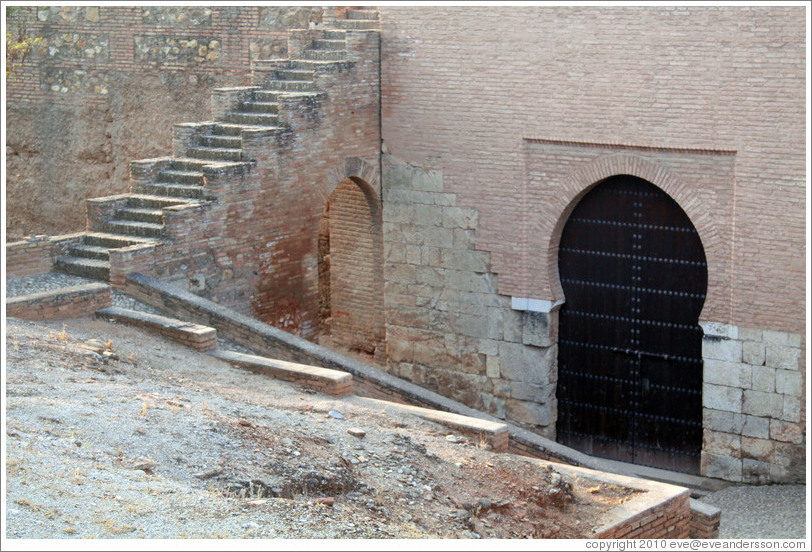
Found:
[322,156,382,202]
[545,153,727,322]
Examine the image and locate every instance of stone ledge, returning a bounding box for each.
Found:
[354,396,509,452]
[208,349,353,396]
[95,306,217,351]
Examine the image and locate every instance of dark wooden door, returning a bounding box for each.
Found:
[556,175,707,474]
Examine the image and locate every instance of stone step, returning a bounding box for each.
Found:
[273,69,315,81]
[83,232,157,249]
[323,30,347,40]
[331,19,379,30]
[115,207,165,225]
[301,49,348,61]
[288,59,354,71]
[68,243,111,261]
[210,123,284,135]
[346,9,379,20]
[312,38,347,51]
[167,158,211,172]
[199,133,242,148]
[54,256,110,281]
[126,194,192,209]
[156,168,205,185]
[96,307,218,352]
[263,80,317,92]
[238,100,279,113]
[250,89,283,102]
[186,146,244,162]
[101,219,165,239]
[222,111,281,126]
[137,183,206,199]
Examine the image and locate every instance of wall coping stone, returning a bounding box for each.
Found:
[208,349,352,396]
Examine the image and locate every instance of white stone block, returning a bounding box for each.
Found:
[703,409,745,433]
[750,366,775,393]
[703,384,743,413]
[775,370,803,397]
[766,344,801,371]
[742,341,766,367]
[742,390,783,418]
[704,359,751,389]
[781,396,802,423]
[700,321,738,340]
[703,337,742,362]
[741,415,770,439]
[701,452,742,481]
[485,355,500,379]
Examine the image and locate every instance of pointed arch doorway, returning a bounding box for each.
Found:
[555,175,707,474]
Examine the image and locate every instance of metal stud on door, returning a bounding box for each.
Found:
[556,175,707,474]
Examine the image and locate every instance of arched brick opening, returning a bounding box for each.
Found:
[546,154,723,322]
[318,176,385,355]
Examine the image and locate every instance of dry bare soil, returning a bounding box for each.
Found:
[4,316,639,540]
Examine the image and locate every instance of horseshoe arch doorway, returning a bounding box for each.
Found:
[555,174,707,474]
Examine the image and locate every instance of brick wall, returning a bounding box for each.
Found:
[379,5,805,483]
[6,5,323,240]
[5,234,84,279]
[76,23,381,340]
[380,5,805,335]
[6,283,112,321]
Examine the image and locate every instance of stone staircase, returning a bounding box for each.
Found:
[55,7,380,283]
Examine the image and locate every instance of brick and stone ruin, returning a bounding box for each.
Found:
[6,4,805,496]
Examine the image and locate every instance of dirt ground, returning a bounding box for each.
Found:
[4,315,641,541]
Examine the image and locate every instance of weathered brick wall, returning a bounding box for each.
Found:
[5,5,323,241]
[380,5,805,335]
[596,491,691,539]
[6,283,112,321]
[103,28,382,338]
[5,234,84,279]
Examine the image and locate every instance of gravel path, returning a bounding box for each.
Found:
[702,484,807,539]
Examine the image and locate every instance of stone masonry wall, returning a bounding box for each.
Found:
[383,156,558,437]
[701,323,805,483]
[6,5,323,241]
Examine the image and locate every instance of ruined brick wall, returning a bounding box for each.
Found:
[380,6,805,483]
[104,30,382,339]
[5,5,323,241]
